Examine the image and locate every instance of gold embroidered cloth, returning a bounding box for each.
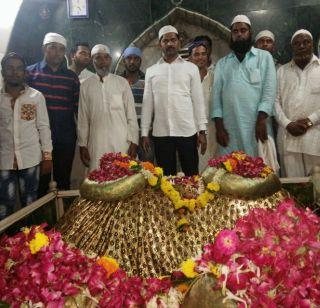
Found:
[56,188,288,277]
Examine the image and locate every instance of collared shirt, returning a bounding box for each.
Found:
[26,60,80,144]
[121,70,145,128]
[78,73,139,171]
[275,55,320,156]
[141,56,207,137]
[0,86,52,170]
[212,47,276,157]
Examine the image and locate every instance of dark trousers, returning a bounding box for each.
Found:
[0,165,40,220]
[38,142,75,197]
[153,134,199,176]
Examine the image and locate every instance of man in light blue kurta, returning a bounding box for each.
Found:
[211,15,276,157]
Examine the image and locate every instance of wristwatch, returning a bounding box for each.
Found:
[199,130,207,135]
[306,119,313,128]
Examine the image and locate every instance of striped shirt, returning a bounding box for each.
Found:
[122,70,145,128]
[26,60,80,144]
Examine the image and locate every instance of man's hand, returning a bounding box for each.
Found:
[128,142,138,158]
[141,136,151,153]
[197,132,207,155]
[41,160,52,175]
[215,118,229,147]
[255,111,268,143]
[80,146,90,167]
[286,121,308,136]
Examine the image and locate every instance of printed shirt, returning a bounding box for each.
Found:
[0,86,52,170]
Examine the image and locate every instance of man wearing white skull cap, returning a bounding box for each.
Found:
[27,32,80,196]
[141,25,208,176]
[78,44,139,171]
[255,30,281,69]
[211,15,277,159]
[275,29,320,177]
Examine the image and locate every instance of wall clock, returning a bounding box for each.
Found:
[67,0,89,18]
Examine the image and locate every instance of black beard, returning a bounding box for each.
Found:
[230,38,253,54]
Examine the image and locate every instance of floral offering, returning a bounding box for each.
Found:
[0,225,177,307]
[88,152,139,183]
[208,151,273,178]
[175,199,320,307]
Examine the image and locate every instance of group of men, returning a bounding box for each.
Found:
[1,14,320,220]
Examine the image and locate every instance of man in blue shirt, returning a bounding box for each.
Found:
[27,32,80,195]
[211,15,276,157]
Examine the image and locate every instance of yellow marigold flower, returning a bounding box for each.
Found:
[194,175,200,181]
[29,232,49,254]
[148,176,158,186]
[207,182,220,192]
[129,160,138,167]
[121,153,128,157]
[181,259,198,278]
[232,152,246,160]
[186,199,196,212]
[22,227,30,235]
[97,256,119,278]
[154,167,163,176]
[223,160,233,172]
[175,199,186,210]
[210,264,221,278]
[177,217,189,228]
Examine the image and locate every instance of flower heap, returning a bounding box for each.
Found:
[88,152,139,183]
[0,225,178,307]
[208,151,273,178]
[175,199,320,307]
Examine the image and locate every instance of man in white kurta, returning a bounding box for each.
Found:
[188,41,217,172]
[78,44,139,171]
[275,30,320,177]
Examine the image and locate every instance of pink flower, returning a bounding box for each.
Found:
[213,230,239,262]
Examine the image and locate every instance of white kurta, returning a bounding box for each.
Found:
[275,55,320,176]
[199,69,217,172]
[78,74,139,171]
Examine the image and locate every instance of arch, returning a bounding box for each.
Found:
[115,7,231,74]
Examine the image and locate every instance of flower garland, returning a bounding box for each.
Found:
[173,199,320,307]
[208,151,273,178]
[0,225,180,307]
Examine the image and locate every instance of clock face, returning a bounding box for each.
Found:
[68,0,88,18]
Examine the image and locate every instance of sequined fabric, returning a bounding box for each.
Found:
[56,188,288,277]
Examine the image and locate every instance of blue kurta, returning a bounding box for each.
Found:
[211,47,276,157]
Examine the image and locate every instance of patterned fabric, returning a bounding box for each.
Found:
[57,187,287,277]
[0,165,39,220]
[26,60,80,145]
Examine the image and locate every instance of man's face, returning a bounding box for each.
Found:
[231,22,251,42]
[92,52,112,76]
[73,45,91,67]
[189,45,208,69]
[1,58,26,86]
[124,55,141,73]
[159,32,180,58]
[292,34,313,62]
[256,37,275,53]
[43,42,66,66]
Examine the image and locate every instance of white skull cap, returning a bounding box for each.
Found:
[255,30,275,42]
[91,44,111,56]
[291,29,313,43]
[231,15,251,26]
[158,25,178,40]
[43,32,67,47]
